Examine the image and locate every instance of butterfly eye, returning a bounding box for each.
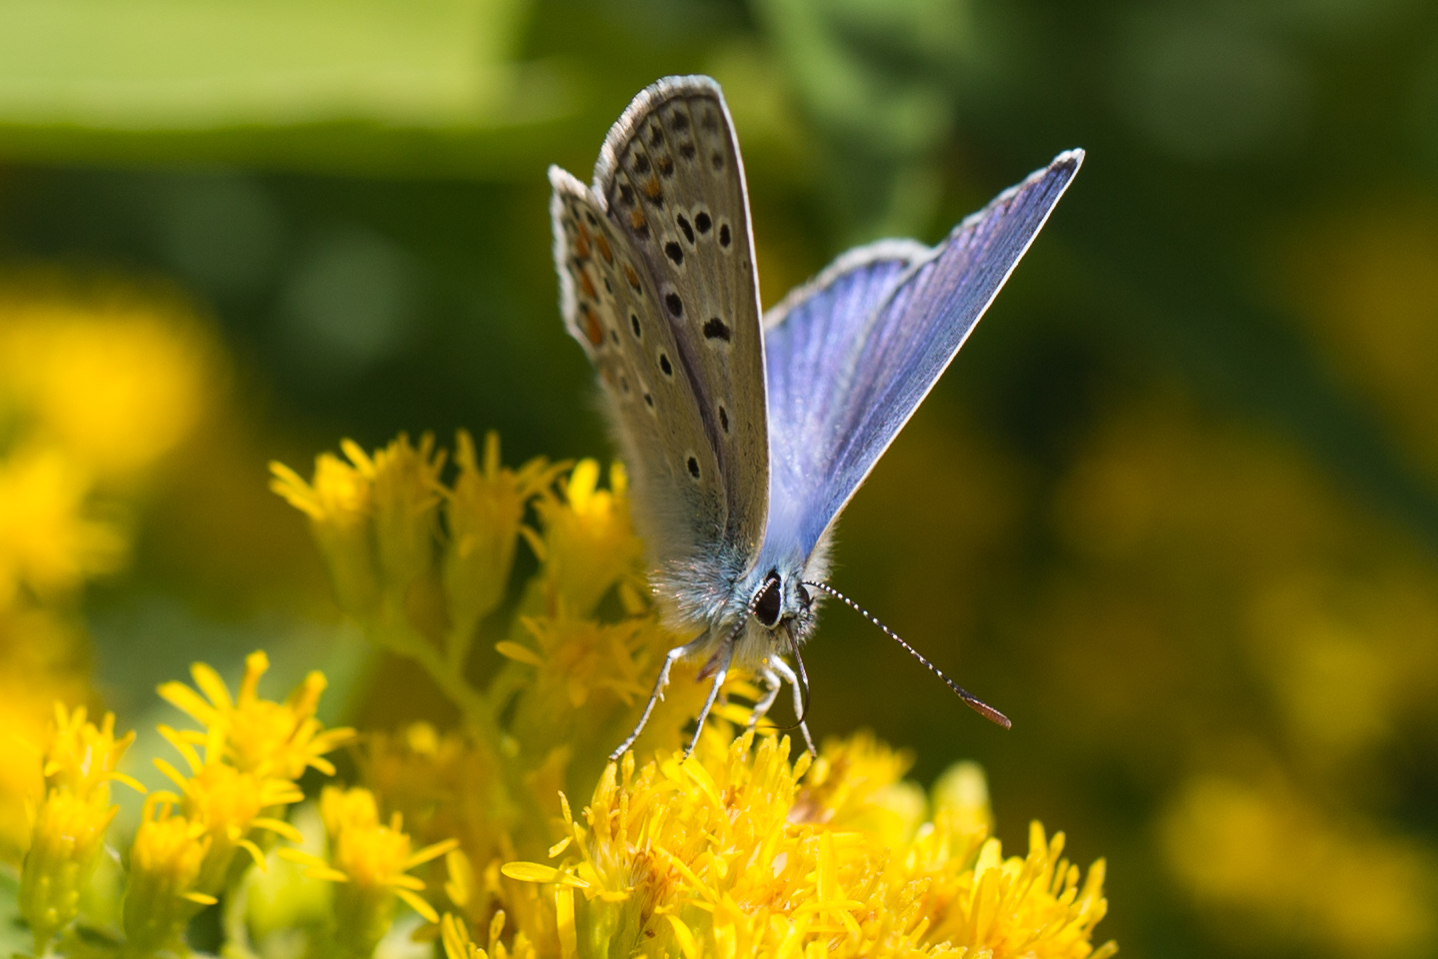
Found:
[754,577,782,628]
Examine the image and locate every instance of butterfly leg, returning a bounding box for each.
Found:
[747,667,783,732]
[684,642,735,760]
[768,655,817,755]
[609,632,707,762]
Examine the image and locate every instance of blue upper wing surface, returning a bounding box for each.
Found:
[762,150,1083,560]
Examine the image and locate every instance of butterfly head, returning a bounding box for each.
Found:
[755,569,807,624]
[742,567,817,650]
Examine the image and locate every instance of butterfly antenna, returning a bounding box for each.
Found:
[802,581,1011,730]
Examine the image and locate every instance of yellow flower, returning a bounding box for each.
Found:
[19,705,142,955]
[443,430,563,640]
[532,459,642,617]
[0,609,92,863]
[271,433,445,617]
[157,650,355,781]
[442,910,539,959]
[123,795,215,955]
[367,432,446,592]
[270,443,382,616]
[154,745,304,889]
[283,786,459,959]
[357,724,519,923]
[0,279,211,481]
[39,703,143,800]
[21,787,117,954]
[504,730,1115,959]
[0,446,126,609]
[1161,772,1434,955]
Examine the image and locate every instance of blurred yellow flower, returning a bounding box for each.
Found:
[0,446,126,609]
[284,786,459,958]
[271,441,385,616]
[20,705,141,955]
[124,795,215,954]
[1162,772,1434,956]
[444,431,566,642]
[158,649,355,781]
[533,459,641,617]
[442,909,538,959]
[0,279,212,482]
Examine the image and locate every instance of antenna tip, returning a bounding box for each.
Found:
[970,700,1012,730]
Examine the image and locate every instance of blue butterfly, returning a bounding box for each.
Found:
[549,76,1082,759]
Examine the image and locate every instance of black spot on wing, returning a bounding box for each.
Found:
[703,317,731,342]
[665,241,683,266]
[676,214,694,244]
[665,292,683,318]
[695,211,711,234]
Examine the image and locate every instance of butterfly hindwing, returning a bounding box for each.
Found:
[592,77,769,566]
[763,150,1084,558]
[550,168,726,563]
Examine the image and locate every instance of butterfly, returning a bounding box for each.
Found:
[549,76,1082,760]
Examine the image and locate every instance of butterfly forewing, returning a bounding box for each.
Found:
[592,77,769,562]
[551,168,726,555]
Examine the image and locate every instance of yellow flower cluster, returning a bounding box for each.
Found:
[19,706,141,956]
[0,425,1121,959]
[499,729,1112,959]
[13,651,360,958]
[268,432,1117,959]
[0,277,215,861]
[280,786,458,958]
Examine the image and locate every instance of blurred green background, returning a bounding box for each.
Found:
[2,0,1437,955]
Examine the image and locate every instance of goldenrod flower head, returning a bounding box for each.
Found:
[20,776,120,954]
[533,459,641,616]
[366,432,446,591]
[513,613,651,710]
[158,650,355,781]
[442,911,491,959]
[123,796,215,954]
[270,444,382,615]
[284,786,459,959]
[22,703,140,951]
[39,703,141,801]
[160,755,301,882]
[443,430,564,636]
[505,730,1115,959]
[0,446,126,609]
[442,910,539,959]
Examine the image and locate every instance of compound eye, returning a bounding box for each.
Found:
[754,577,782,627]
[796,582,811,607]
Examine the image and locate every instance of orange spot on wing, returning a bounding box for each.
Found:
[643,177,662,199]
[580,305,604,346]
[624,264,640,290]
[630,207,647,231]
[579,269,597,300]
[575,223,591,259]
[596,234,613,263]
